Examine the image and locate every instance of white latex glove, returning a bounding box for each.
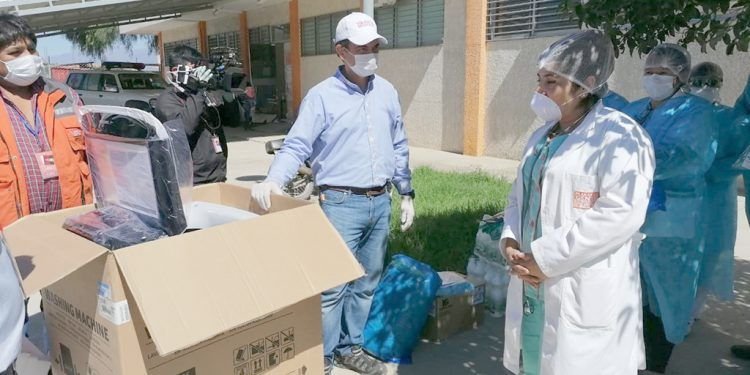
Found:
[400,195,415,232]
[190,65,214,84]
[251,181,283,211]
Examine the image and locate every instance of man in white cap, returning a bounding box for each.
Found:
[251,11,414,375]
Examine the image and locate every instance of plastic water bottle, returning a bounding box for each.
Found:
[466,256,486,285]
[485,264,507,317]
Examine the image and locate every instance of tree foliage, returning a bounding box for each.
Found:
[63,26,157,58]
[562,0,750,56]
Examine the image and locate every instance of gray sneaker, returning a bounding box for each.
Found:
[334,347,387,375]
[324,357,334,375]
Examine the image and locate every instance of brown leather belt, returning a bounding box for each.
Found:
[319,184,389,197]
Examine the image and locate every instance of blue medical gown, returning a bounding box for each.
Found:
[603,91,629,111]
[737,75,750,224]
[622,94,716,344]
[699,105,750,300]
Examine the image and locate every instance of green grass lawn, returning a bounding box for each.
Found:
[388,167,512,272]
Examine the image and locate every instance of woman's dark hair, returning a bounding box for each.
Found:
[572,82,601,109]
[0,13,37,51]
[167,45,203,68]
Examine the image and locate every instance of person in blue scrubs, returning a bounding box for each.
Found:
[731,73,750,361]
[622,44,717,374]
[602,86,629,110]
[690,63,750,318]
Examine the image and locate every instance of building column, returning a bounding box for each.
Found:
[198,20,208,56]
[462,0,487,156]
[239,11,251,77]
[289,0,302,114]
[157,32,166,74]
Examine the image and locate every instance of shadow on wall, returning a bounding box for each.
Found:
[378,46,444,150]
[484,38,556,160]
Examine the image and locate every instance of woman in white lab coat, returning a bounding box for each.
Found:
[500,30,656,375]
[0,234,24,375]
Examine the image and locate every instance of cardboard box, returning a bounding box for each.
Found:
[5,183,364,375]
[421,274,485,342]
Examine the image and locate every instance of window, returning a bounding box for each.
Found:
[301,10,352,56]
[84,74,101,91]
[250,24,290,45]
[119,73,167,90]
[376,0,445,50]
[487,0,578,41]
[164,38,199,59]
[208,31,240,51]
[66,73,85,90]
[101,74,118,92]
[300,0,444,56]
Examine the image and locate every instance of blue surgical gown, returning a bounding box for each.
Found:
[603,91,629,111]
[699,104,750,301]
[622,94,716,344]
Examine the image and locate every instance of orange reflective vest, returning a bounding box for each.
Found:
[0,79,92,228]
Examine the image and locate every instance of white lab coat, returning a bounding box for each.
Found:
[501,102,655,375]
[0,235,24,371]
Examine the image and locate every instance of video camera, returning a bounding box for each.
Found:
[208,47,242,88]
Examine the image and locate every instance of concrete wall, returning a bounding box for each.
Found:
[299,0,359,18]
[484,35,750,160]
[161,24,199,44]
[246,2,290,26]
[207,16,240,35]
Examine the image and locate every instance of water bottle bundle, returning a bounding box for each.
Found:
[467,254,510,317]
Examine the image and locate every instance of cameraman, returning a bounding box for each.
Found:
[155,45,228,184]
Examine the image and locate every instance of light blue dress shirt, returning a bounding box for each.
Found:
[266,67,412,194]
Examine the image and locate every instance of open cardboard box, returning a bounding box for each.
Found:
[5,183,363,375]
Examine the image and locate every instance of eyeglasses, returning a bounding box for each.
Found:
[690,78,722,88]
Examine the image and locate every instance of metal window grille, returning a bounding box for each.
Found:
[376,0,444,49]
[208,31,240,51]
[300,0,443,56]
[250,25,272,44]
[486,0,578,41]
[164,38,199,59]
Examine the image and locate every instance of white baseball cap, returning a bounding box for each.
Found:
[334,12,388,46]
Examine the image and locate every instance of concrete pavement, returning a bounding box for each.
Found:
[23,123,750,374]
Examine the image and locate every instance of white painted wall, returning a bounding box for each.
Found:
[161,24,200,44]
[207,16,240,35]
[484,36,750,160]
[246,2,290,27]
[299,0,358,18]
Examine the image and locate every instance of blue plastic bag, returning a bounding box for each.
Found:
[363,254,441,364]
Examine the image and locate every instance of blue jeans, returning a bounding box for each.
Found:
[319,189,391,359]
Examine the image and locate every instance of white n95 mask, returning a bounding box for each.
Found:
[345,50,378,77]
[643,74,677,101]
[1,55,43,87]
[530,92,562,123]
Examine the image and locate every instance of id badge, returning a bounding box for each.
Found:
[211,135,223,154]
[35,151,59,180]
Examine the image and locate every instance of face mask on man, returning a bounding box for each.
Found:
[1,54,43,87]
[692,86,721,104]
[343,48,378,77]
[642,74,677,101]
